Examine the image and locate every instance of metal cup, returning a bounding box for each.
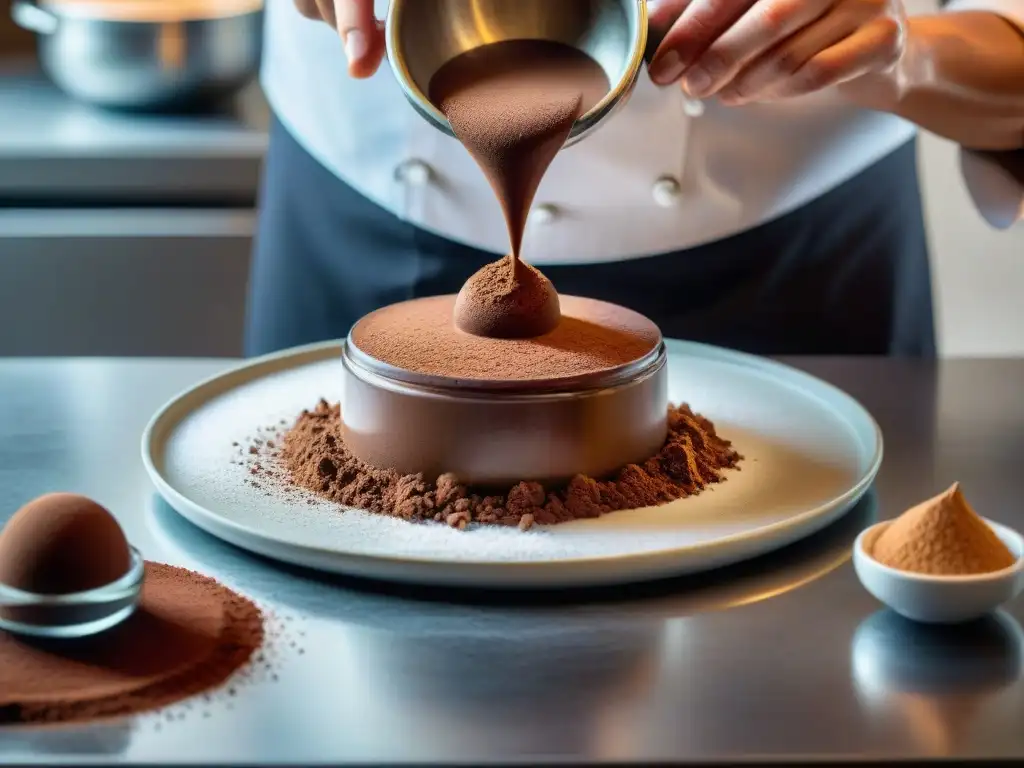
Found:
[385,0,648,148]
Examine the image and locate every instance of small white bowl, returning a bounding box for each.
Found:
[853,519,1024,624]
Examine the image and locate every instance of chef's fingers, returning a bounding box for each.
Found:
[645,0,691,60]
[722,15,904,103]
[315,0,336,25]
[679,0,831,98]
[646,0,692,33]
[293,0,325,21]
[718,5,864,101]
[334,0,387,78]
[648,0,757,85]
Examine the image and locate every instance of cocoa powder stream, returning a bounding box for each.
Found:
[429,39,610,339]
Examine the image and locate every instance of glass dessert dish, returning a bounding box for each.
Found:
[0,545,145,638]
[342,294,669,488]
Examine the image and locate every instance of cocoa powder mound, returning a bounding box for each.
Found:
[264,400,741,531]
[454,255,561,339]
[871,482,1017,575]
[0,563,264,725]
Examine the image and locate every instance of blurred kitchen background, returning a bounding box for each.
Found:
[0,0,1021,358]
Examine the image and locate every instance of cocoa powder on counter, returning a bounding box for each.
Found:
[251,400,741,531]
[0,563,264,725]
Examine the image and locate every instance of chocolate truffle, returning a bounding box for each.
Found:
[454,255,561,338]
[0,493,131,595]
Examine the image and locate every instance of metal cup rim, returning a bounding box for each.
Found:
[344,336,667,398]
[384,0,649,144]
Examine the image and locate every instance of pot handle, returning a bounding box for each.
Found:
[11,1,59,35]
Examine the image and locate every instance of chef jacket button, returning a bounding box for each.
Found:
[681,95,705,118]
[530,203,558,226]
[652,176,682,208]
[395,159,432,187]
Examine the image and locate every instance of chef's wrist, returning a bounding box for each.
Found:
[839,12,1024,151]
[838,17,930,114]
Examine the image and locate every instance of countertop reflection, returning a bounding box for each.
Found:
[2,356,1024,764]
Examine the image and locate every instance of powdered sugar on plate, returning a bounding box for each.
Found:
[151,343,878,583]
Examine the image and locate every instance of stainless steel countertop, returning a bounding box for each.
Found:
[1,356,1023,764]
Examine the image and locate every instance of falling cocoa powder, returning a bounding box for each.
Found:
[247,400,741,531]
[429,39,609,339]
[430,39,608,263]
[0,563,264,725]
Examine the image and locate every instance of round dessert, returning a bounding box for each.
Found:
[0,493,131,595]
[342,294,668,487]
[350,293,661,387]
[454,256,561,339]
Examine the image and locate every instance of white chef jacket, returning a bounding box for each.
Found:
[260,0,1024,265]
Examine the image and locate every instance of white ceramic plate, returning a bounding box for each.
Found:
[142,339,882,588]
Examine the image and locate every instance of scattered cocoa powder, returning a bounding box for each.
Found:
[429,39,608,339]
[871,482,1018,575]
[0,563,264,725]
[350,294,661,382]
[245,399,741,531]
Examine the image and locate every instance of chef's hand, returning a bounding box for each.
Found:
[646,0,907,105]
[293,0,386,78]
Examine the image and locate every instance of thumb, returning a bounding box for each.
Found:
[335,0,386,78]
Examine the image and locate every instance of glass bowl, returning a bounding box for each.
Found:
[0,546,145,638]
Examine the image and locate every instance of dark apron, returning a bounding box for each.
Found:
[245,114,936,358]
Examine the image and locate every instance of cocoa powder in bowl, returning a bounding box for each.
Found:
[350,294,661,384]
[870,482,1018,575]
[0,562,264,725]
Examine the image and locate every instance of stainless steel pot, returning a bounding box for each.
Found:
[386,0,648,149]
[11,0,263,112]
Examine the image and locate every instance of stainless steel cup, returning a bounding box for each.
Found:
[385,0,648,148]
